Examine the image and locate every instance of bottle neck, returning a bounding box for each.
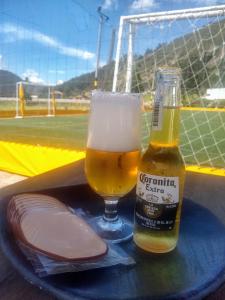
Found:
[150,106,180,148]
[150,70,180,148]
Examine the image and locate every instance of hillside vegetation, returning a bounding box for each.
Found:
[0,70,21,97]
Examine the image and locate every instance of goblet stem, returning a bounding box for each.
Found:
[92,196,133,243]
[103,197,119,222]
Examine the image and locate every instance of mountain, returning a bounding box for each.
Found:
[0,70,22,97]
[57,61,115,98]
[59,18,225,103]
[0,70,50,99]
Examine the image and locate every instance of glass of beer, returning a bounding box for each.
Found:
[85,91,141,243]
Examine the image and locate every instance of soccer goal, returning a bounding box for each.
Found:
[15,82,53,117]
[112,5,225,172]
[15,82,90,118]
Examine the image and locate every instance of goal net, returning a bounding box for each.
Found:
[15,82,89,117]
[113,5,225,171]
[16,82,51,117]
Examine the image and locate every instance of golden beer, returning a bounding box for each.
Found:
[150,107,180,147]
[85,148,140,197]
[134,68,185,253]
[85,91,141,242]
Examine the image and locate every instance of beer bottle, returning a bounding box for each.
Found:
[134,67,185,253]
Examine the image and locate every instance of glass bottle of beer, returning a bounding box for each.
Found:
[133,67,185,253]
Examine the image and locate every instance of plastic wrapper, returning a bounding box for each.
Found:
[18,239,135,277]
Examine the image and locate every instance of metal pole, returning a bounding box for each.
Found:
[95,16,103,88]
[125,23,134,93]
[112,17,124,92]
[108,28,116,65]
[15,82,19,118]
[47,87,51,116]
[94,7,109,89]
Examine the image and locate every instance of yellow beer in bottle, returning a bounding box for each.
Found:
[134,67,185,253]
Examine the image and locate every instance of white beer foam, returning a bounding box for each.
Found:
[87,91,141,152]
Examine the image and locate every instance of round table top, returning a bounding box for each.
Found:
[0,159,225,300]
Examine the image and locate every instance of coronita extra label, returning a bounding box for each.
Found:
[135,172,179,231]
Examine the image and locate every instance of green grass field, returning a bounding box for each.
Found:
[0,111,224,168]
[0,100,89,111]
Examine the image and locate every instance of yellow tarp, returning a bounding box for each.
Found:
[0,141,85,177]
[185,165,225,177]
[181,107,225,112]
[0,141,224,178]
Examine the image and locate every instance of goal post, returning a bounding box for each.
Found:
[15,82,90,117]
[113,4,225,93]
[15,82,24,118]
[15,81,52,118]
[112,5,225,171]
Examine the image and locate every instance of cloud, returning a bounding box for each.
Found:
[130,0,157,12]
[22,69,45,84]
[102,0,118,10]
[99,60,106,67]
[0,23,94,60]
[92,59,106,69]
[56,80,64,85]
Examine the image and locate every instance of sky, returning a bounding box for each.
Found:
[0,0,225,85]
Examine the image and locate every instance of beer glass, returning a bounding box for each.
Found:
[85,91,141,243]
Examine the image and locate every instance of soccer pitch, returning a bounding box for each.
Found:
[0,111,224,168]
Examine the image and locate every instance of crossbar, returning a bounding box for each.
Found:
[122,4,225,24]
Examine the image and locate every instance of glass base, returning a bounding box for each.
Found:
[90,216,133,244]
